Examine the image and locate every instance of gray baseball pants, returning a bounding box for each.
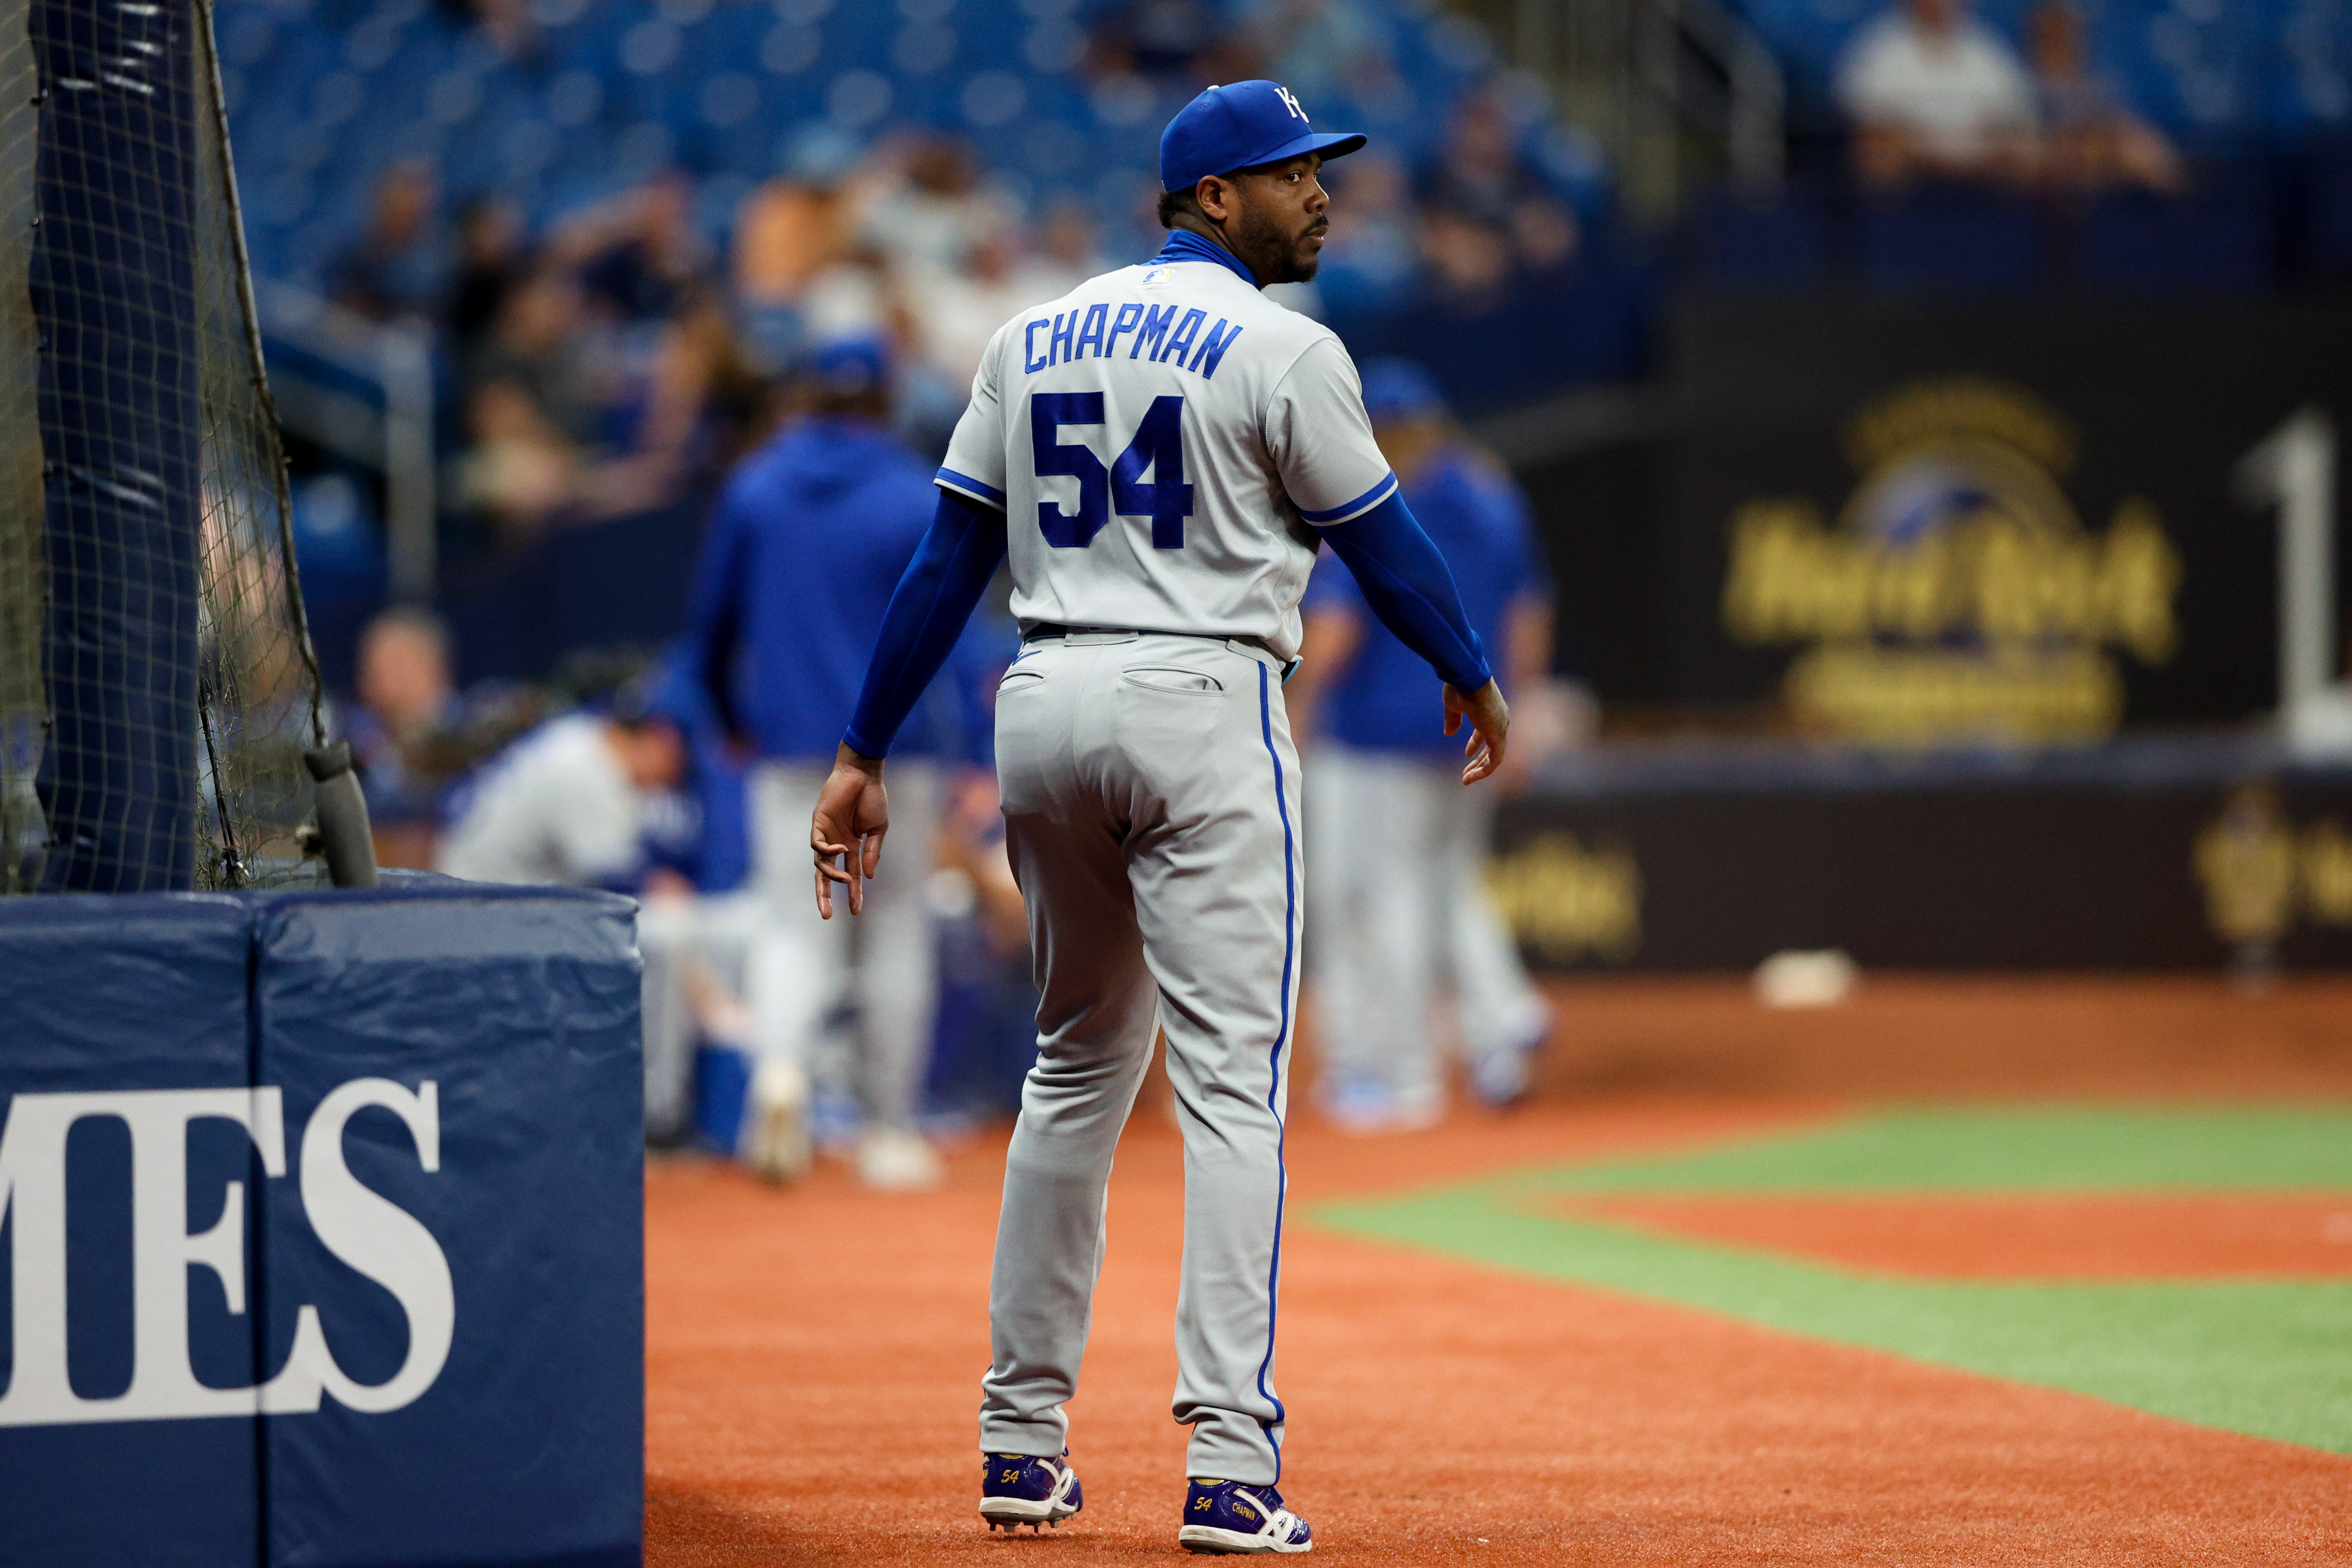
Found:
[980,631,1301,1486]
[749,759,942,1132]
[1307,744,1550,1115]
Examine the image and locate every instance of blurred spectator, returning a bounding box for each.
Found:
[2029,1,2181,194]
[441,196,530,372]
[683,336,960,1193]
[860,135,1007,290]
[909,221,1046,395]
[452,178,751,542]
[1417,90,1580,302]
[446,0,538,59]
[576,283,767,523]
[434,689,688,887]
[1838,0,2041,190]
[456,265,597,535]
[573,172,707,326]
[900,201,1101,444]
[1292,360,1576,1131]
[898,217,1060,455]
[328,162,445,322]
[733,127,873,375]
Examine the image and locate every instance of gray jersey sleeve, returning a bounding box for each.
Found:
[937,320,1013,511]
[1263,336,1396,525]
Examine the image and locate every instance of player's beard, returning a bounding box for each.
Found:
[1231,202,1327,285]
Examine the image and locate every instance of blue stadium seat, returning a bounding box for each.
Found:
[2264,0,2352,137]
[1860,188,2047,293]
[2097,0,2263,140]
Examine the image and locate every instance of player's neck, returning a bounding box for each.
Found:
[1163,218,1267,289]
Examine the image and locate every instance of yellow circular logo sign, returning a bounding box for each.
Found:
[1720,377,2183,744]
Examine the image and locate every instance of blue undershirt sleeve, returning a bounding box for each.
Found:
[1317,491,1494,693]
[843,488,1009,759]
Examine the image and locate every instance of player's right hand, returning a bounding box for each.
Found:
[1443,679,1510,786]
[811,743,890,918]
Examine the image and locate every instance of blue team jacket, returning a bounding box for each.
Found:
[685,416,994,765]
[1304,443,1551,756]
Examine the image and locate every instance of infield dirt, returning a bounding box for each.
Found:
[644,978,2352,1565]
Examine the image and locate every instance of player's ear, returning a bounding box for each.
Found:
[1195,174,1230,224]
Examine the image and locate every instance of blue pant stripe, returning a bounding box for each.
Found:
[1253,662,1294,1475]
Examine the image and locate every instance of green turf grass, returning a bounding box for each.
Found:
[1311,1107,2352,1455]
[1521,1106,2352,1196]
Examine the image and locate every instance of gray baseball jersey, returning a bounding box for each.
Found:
[952,244,1393,1486]
[938,250,1395,657]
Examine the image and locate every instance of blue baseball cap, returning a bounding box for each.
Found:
[1160,80,1367,193]
[1360,358,1447,424]
[806,333,890,398]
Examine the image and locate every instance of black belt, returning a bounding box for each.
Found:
[1019,623,1299,682]
[1021,622,1129,639]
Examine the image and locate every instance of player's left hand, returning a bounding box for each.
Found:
[811,742,889,918]
[1443,679,1511,786]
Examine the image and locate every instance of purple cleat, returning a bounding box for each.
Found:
[979,1450,1082,1534]
[1178,1478,1312,1554]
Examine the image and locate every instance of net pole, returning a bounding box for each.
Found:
[29,0,203,891]
[191,0,323,753]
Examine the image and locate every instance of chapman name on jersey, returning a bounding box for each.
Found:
[936,249,1397,662]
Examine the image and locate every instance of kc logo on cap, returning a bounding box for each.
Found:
[1159,79,1367,193]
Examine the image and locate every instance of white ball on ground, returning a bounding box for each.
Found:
[1753,949,1858,1009]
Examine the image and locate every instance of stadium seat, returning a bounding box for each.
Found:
[2098,0,2263,138]
[2261,0,2344,132]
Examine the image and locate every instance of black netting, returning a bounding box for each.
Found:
[1,0,322,894]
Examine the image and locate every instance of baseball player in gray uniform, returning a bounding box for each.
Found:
[806,81,1511,1554]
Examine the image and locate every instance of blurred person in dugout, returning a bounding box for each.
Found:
[1291,360,1592,1134]
[433,682,721,1141]
[434,682,690,888]
[684,335,975,1193]
[348,607,461,868]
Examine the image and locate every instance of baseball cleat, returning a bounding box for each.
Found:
[857,1125,944,1192]
[1178,1478,1312,1554]
[1470,1013,1553,1109]
[979,1450,1082,1533]
[745,1060,810,1183]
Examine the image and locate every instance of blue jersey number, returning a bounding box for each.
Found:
[1032,393,1194,550]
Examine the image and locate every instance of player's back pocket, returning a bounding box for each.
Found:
[1120,666,1223,696]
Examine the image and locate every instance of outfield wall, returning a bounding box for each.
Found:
[1492,739,2352,973]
